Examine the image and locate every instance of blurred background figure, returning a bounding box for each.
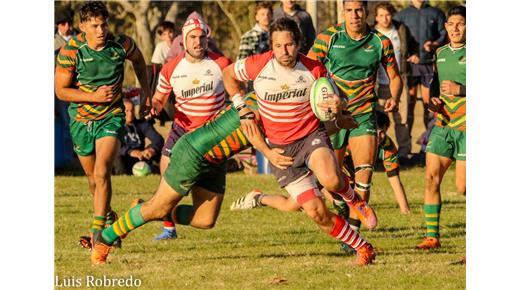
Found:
[273,0,316,54]
[151,21,175,65]
[113,98,164,175]
[237,1,273,60]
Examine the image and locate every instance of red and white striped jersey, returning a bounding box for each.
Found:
[157,51,232,131]
[234,51,327,145]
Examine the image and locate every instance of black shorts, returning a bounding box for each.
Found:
[269,126,332,188]
[408,63,434,88]
[161,122,188,157]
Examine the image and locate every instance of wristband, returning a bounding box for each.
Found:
[232,93,246,110]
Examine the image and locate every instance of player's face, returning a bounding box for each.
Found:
[255,8,272,28]
[124,101,135,125]
[271,31,299,67]
[343,1,367,34]
[80,16,109,48]
[445,15,466,45]
[185,29,208,59]
[375,8,392,29]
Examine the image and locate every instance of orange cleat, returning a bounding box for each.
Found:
[416,237,441,250]
[349,196,378,230]
[354,243,376,266]
[90,231,111,266]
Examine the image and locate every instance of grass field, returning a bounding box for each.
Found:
[55,165,465,289]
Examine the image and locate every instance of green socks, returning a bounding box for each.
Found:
[101,203,146,244]
[424,204,442,238]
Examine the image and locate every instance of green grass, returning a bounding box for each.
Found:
[55,167,465,289]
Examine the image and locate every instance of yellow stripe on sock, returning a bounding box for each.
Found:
[124,212,135,230]
[426,221,439,226]
[113,222,123,236]
[427,229,438,233]
[425,213,439,218]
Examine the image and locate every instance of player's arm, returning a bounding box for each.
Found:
[385,63,402,112]
[387,174,410,214]
[127,46,152,109]
[55,68,116,103]
[440,80,466,97]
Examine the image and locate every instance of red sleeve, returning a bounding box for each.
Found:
[156,53,184,94]
[299,53,328,79]
[234,51,273,81]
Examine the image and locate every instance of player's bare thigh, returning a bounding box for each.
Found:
[190,186,225,229]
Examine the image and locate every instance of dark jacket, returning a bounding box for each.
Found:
[273,4,316,54]
[394,2,446,64]
[119,119,164,158]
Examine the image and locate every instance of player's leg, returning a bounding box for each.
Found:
[91,178,184,265]
[230,189,301,212]
[308,146,377,230]
[92,136,120,222]
[77,155,96,197]
[407,83,418,136]
[156,126,179,240]
[182,186,225,229]
[455,160,466,196]
[349,134,377,202]
[285,176,375,266]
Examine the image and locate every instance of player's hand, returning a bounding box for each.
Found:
[428,97,443,113]
[318,94,343,115]
[265,148,293,170]
[407,54,420,64]
[92,85,117,103]
[384,98,398,113]
[440,80,462,96]
[142,106,159,120]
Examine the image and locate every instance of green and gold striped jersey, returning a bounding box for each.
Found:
[308,23,398,116]
[55,32,136,122]
[435,44,466,130]
[185,93,259,164]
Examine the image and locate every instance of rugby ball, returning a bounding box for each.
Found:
[310,77,339,121]
[132,161,151,177]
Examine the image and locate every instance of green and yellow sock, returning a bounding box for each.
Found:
[101,203,146,244]
[105,210,117,225]
[424,204,442,238]
[90,216,106,233]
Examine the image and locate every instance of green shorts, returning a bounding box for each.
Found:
[330,112,377,150]
[69,113,125,156]
[426,126,466,161]
[163,136,226,196]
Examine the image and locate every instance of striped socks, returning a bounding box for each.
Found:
[329,214,367,250]
[424,204,441,238]
[101,203,146,244]
[90,216,106,233]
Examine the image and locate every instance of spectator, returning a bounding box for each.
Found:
[237,1,272,60]
[54,8,78,53]
[273,0,316,54]
[151,21,175,65]
[165,11,222,63]
[113,98,164,175]
[394,0,446,135]
[373,2,416,159]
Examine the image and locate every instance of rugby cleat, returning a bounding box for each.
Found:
[349,195,378,230]
[79,234,92,250]
[416,237,441,250]
[90,231,112,266]
[154,227,178,241]
[230,189,263,210]
[354,243,376,266]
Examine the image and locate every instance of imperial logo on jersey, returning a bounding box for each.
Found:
[234,51,327,145]
[264,88,307,102]
[157,51,232,131]
[181,81,214,98]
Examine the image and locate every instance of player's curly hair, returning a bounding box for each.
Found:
[79,1,109,23]
[269,18,301,46]
[448,5,465,19]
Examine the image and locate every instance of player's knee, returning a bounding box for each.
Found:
[319,174,342,192]
[93,167,111,181]
[424,172,441,188]
[190,218,216,229]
